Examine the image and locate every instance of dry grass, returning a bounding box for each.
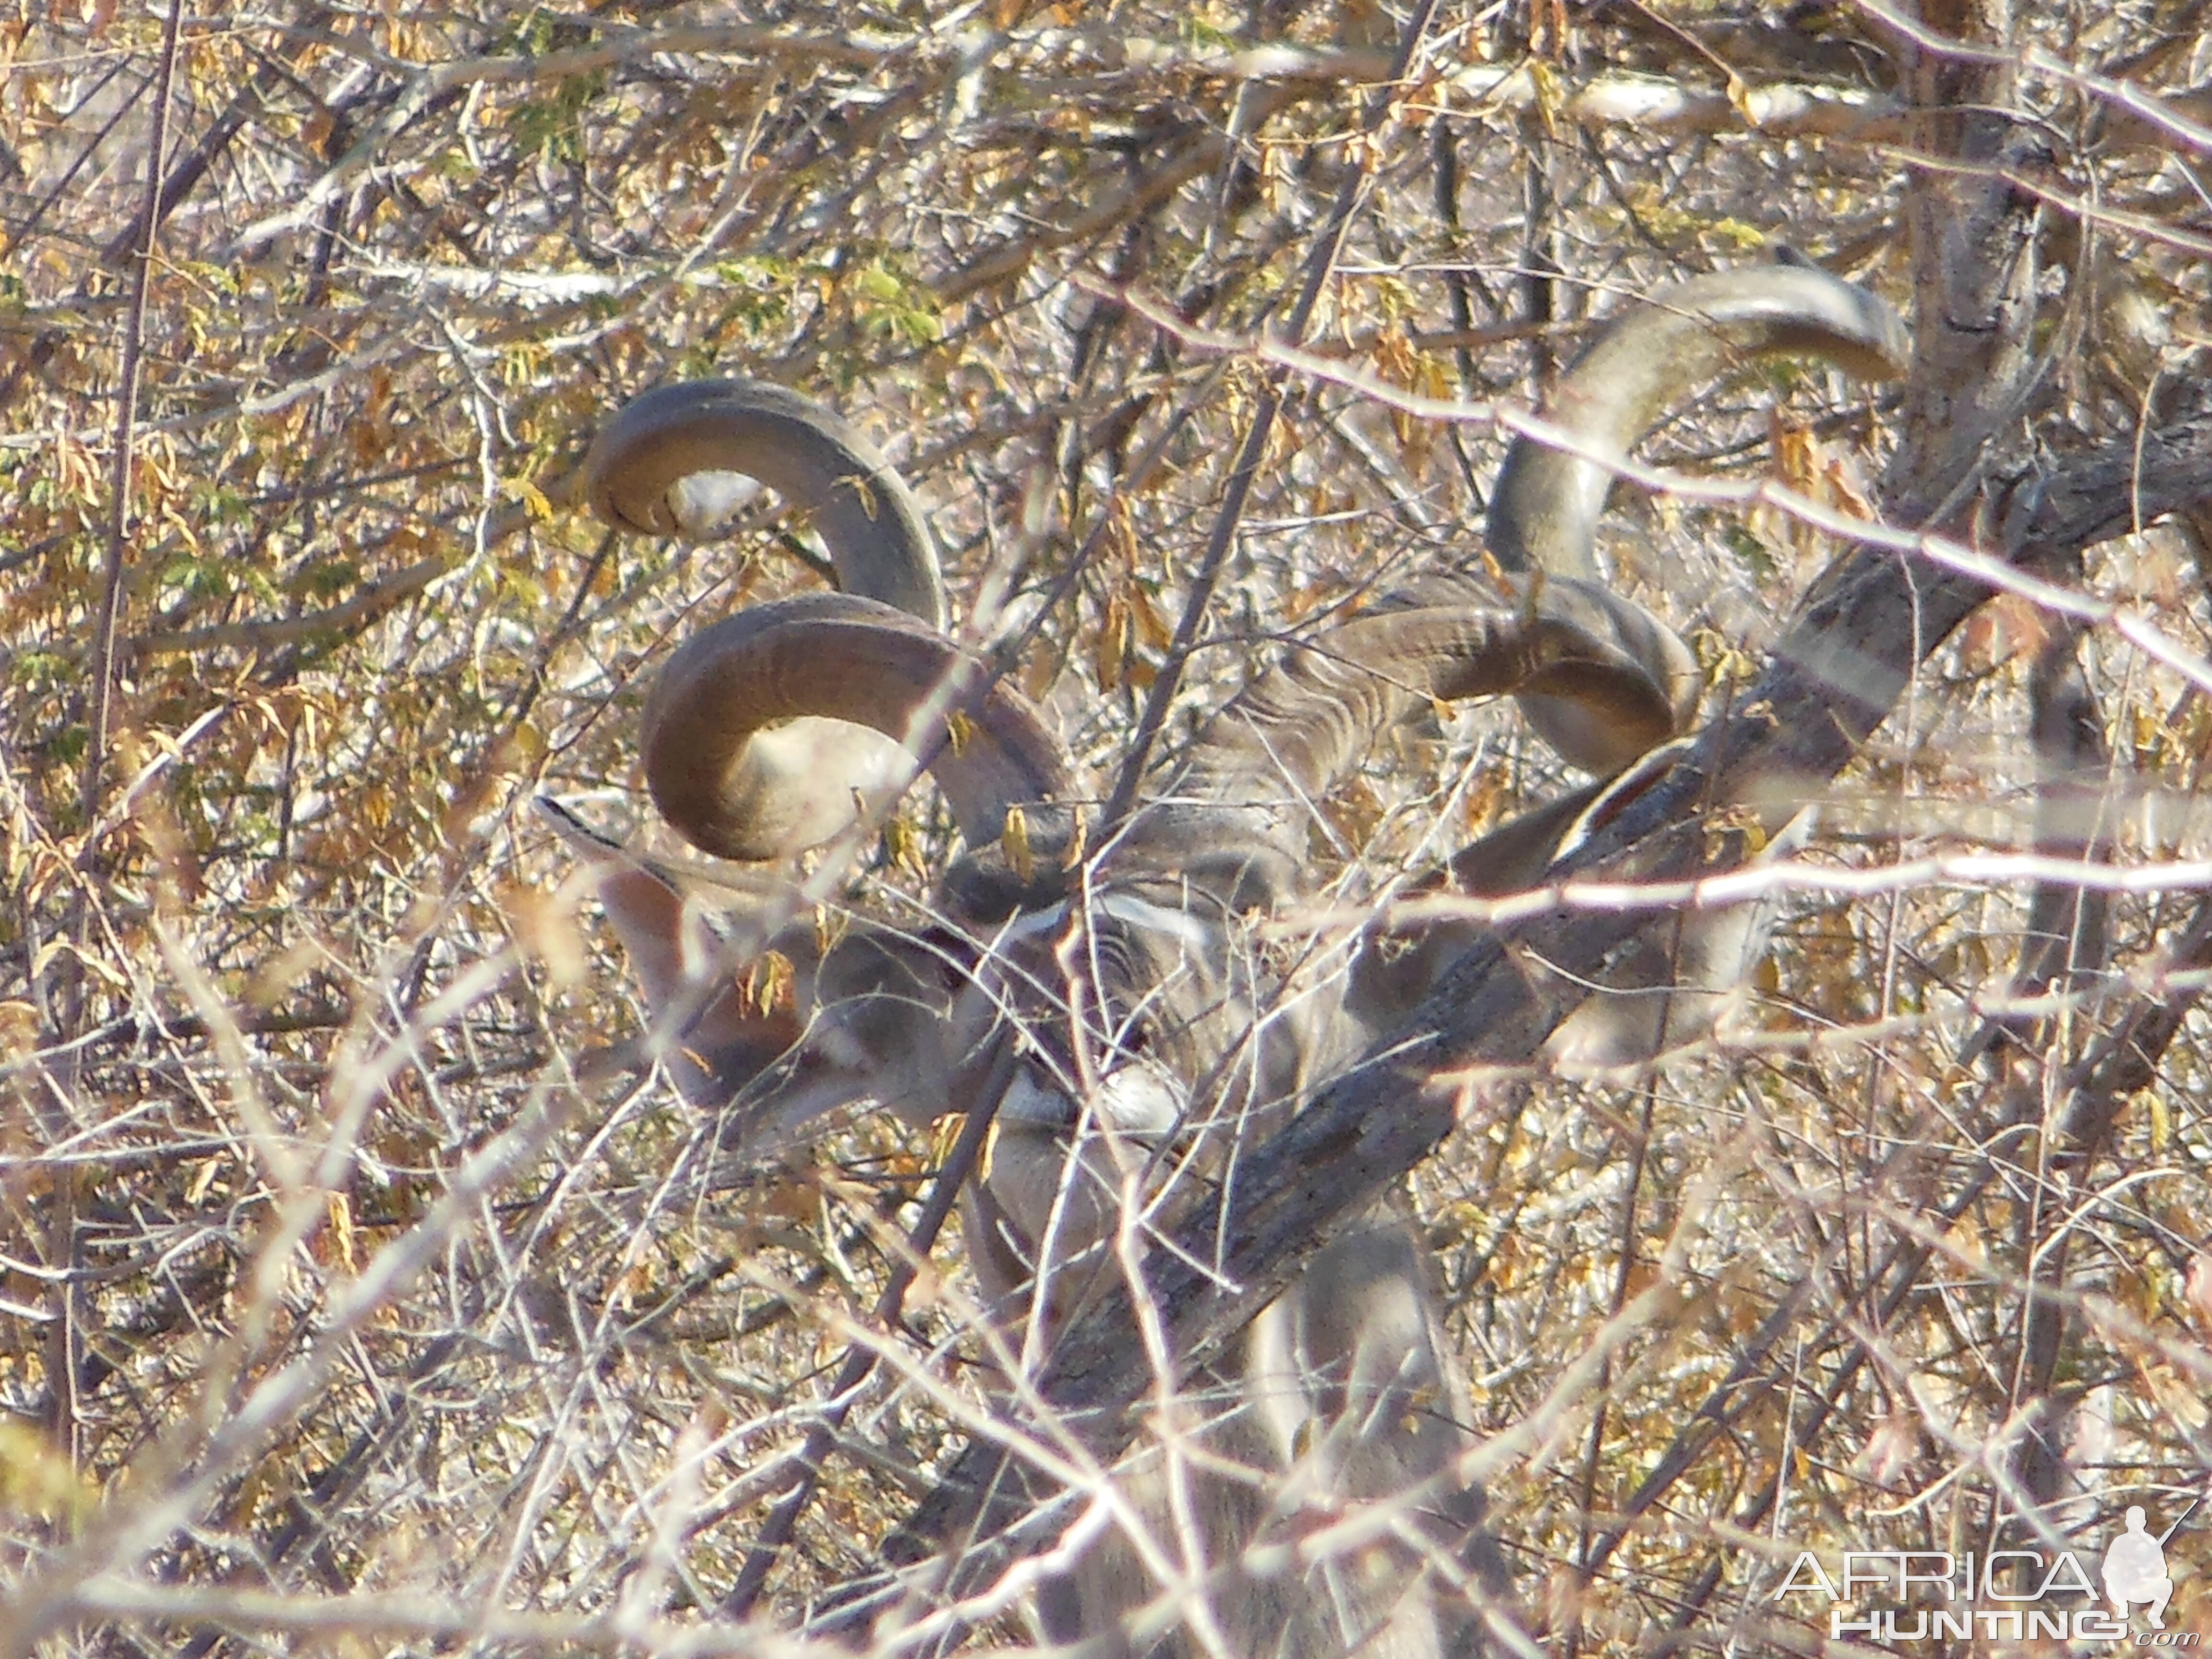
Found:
[3,1,2210,1654]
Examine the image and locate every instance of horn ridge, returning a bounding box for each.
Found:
[1486,263,1909,583]
[1157,264,1907,853]
[1486,262,1906,770]
[1154,577,1690,876]
[585,377,948,626]
[640,593,1075,863]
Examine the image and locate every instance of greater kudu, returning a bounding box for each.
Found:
[546,261,1907,1656]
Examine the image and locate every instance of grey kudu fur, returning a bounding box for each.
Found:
[547,264,1907,1656]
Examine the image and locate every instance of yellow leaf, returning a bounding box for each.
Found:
[326,1190,358,1272]
[885,816,927,882]
[1096,590,1130,693]
[0,1425,95,1522]
[745,949,793,1016]
[1105,498,1139,570]
[1002,805,1034,884]
[506,479,553,521]
[1527,58,1564,136]
[1128,583,1173,652]
[1768,415,1819,493]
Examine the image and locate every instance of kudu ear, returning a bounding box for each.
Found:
[536,795,977,1132]
[535,796,810,1106]
[1523,743,1791,1069]
[1352,741,1799,1069]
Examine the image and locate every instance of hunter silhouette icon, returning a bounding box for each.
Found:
[2104,1506,2176,1627]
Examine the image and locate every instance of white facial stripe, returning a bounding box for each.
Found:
[1094,891,1219,956]
[996,902,1072,947]
[999,1064,1073,1129]
[976,891,1218,965]
[1094,1063,1182,1138]
[997,1061,1181,1140]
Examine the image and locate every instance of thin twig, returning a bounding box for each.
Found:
[720,1048,1016,1617]
[1100,0,1444,833]
[48,0,186,1474]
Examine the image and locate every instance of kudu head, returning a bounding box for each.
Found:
[547,260,1907,1317]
